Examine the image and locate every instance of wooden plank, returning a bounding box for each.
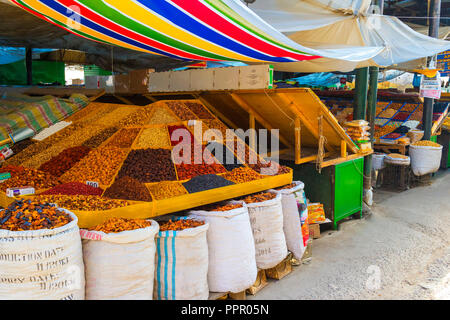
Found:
[113,95,134,105]
[195,94,239,130]
[89,90,105,102]
[320,151,373,168]
[341,140,347,158]
[230,93,293,148]
[143,94,158,102]
[277,93,334,153]
[295,117,301,164]
[249,113,256,150]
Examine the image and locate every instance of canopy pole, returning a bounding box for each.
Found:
[423,0,441,140]
[353,67,369,120]
[26,47,33,86]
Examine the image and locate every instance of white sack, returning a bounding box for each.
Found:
[0,209,85,300]
[269,181,306,260]
[245,193,288,269]
[189,203,257,293]
[409,144,443,176]
[80,220,159,300]
[154,218,209,300]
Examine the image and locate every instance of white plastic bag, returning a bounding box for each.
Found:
[245,193,288,269]
[189,203,257,293]
[409,144,443,176]
[80,220,159,300]
[154,217,209,300]
[0,209,85,300]
[269,182,305,260]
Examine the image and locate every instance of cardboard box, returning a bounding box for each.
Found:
[129,68,154,93]
[309,223,321,239]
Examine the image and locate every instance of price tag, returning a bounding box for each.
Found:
[86,181,99,188]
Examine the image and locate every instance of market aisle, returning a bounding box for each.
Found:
[248,171,450,300]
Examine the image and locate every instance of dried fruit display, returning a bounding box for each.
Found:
[174,146,226,180]
[168,125,195,146]
[166,101,197,121]
[103,176,152,202]
[82,127,119,149]
[197,202,243,212]
[182,174,235,194]
[222,167,262,183]
[40,182,103,196]
[118,107,154,127]
[33,195,130,211]
[0,166,60,192]
[241,192,277,204]
[146,182,188,200]
[106,128,141,148]
[38,146,92,177]
[0,200,72,231]
[135,127,170,149]
[88,217,152,233]
[118,148,177,183]
[148,106,179,124]
[61,147,129,185]
[159,219,205,231]
[184,102,214,119]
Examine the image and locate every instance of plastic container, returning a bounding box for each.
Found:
[372,153,386,170]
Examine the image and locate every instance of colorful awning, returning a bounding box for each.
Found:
[9,0,325,63]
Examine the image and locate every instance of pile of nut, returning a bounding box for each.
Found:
[88,217,152,233]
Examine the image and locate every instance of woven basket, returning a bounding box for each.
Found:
[407,130,424,144]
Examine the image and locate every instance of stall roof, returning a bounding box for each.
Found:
[4,0,382,67]
[248,0,450,72]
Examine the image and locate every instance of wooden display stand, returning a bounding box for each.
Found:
[265,253,293,280]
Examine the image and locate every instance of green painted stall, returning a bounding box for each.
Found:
[281,157,364,230]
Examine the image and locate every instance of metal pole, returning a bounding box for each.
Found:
[423,0,441,141]
[26,47,33,86]
[353,67,369,120]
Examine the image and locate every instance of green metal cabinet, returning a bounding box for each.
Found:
[280,157,364,230]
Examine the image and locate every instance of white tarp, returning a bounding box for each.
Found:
[247,0,450,72]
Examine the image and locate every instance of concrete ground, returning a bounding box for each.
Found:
[248,170,450,300]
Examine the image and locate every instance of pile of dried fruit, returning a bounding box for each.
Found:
[0,166,60,192]
[168,125,195,146]
[198,202,243,212]
[276,183,298,190]
[184,102,214,119]
[387,153,409,159]
[159,219,205,231]
[222,167,261,183]
[148,107,179,124]
[38,146,92,177]
[103,176,152,202]
[146,182,188,200]
[82,127,119,149]
[118,148,177,183]
[206,142,244,171]
[203,119,230,138]
[61,147,129,185]
[0,200,72,231]
[174,146,226,180]
[183,174,235,193]
[167,101,197,121]
[93,107,138,127]
[374,125,396,139]
[40,182,103,196]
[88,217,152,233]
[134,127,170,149]
[33,195,130,211]
[106,128,141,148]
[241,192,277,204]
[118,108,154,127]
[411,140,441,147]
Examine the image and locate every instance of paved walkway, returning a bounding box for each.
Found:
[248,171,450,300]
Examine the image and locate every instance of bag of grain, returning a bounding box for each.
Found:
[269,182,305,260]
[242,192,288,269]
[409,141,443,176]
[154,217,209,300]
[0,202,84,300]
[189,202,257,293]
[80,218,159,300]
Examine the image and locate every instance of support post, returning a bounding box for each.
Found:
[364,66,379,190]
[423,0,441,140]
[294,118,301,164]
[26,47,33,86]
[353,67,369,121]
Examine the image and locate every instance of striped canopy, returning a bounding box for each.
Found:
[9,0,325,63]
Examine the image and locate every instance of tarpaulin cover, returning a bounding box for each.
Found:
[0,47,55,65]
[248,0,450,72]
[0,93,89,140]
[7,0,382,65]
